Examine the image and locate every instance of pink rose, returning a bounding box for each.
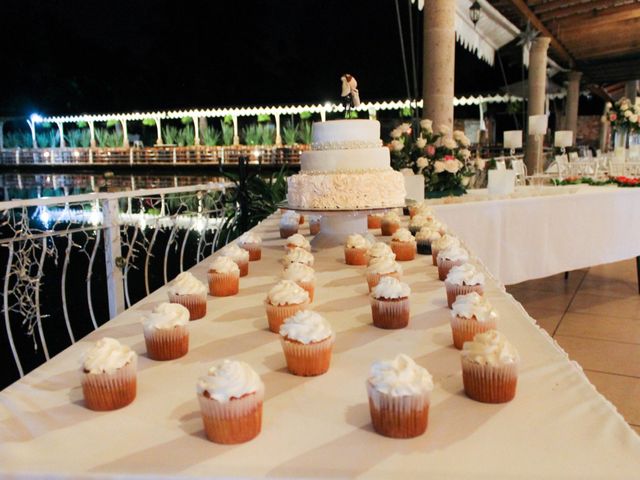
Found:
[425,145,436,157]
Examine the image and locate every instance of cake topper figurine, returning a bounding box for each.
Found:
[340,74,360,117]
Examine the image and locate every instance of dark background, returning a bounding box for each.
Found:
[1,0,526,118]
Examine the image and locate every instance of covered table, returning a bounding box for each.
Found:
[1,213,639,479]
[432,185,640,285]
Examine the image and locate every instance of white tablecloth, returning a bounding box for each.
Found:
[433,186,640,285]
[1,214,639,479]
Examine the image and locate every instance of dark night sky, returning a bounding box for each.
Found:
[1,0,522,118]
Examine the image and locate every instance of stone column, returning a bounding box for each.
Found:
[422,0,455,130]
[525,37,551,174]
[565,71,582,139]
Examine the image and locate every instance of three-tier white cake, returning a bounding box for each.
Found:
[287,120,406,209]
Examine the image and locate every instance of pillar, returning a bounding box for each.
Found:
[88,121,96,148]
[624,80,638,103]
[600,103,611,153]
[192,116,200,146]
[232,115,239,146]
[275,114,282,146]
[121,119,129,148]
[57,122,65,148]
[525,37,551,174]
[565,71,582,140]
[422,0,455,130]
[26,119,37,148]
[155,118,163,145]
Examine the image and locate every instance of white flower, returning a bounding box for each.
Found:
[420,119,433,132]
[459,135,471,147]
[605,102,612,109]
[475,158,486,169]
[459,148,471,159]
[600,115,608,123]
[461,176,470,187]
[399,123,412,133]
[438,124,451,135]
[416,137,427,148]
[630,114,638,123]
[434,161,445,173]
[453,130,465,141]
[390,128,402,139]
[444,159,460,174]
[390,139,404,152]
[442,136,457,150]
[416,157,429,168]
[624,110,632,118]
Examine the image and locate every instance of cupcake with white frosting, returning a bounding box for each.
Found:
[221,244,250,277]
[415,226,441,255]
[431,233,459,266]
[423,217,447,236]
[366,257,403,292]
[437,244,469,281]
[285,233,311,252]
[450,292,497,349]
[344,233,371,266]
[280,212,300,238]
[143,302,190,360]
[81,337,137,411]
[390,228,417,261]
[282,263,316,302]
[167,272,207,320]
[279,310,335,376]
[461,330,519,403]
[197,359,265,444]
[445,263,485,308]
[367,213,383,229]
[308,215,321,235]
[264,280,311,333]
[408,214,432,236]
[367,242,395,265]
[366,354,433,438]
[370,276,411,329]
[208,256,240,297]
[409,202,433,219]
[237,231,262,261]
[381,211,401,236]
[281,247,314,267]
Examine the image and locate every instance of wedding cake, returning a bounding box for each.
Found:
[287,120,406,209]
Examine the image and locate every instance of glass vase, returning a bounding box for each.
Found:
[612,126,629,151]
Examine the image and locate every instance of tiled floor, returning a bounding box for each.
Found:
[507,258,640,433]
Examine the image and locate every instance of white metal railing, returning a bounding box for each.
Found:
[0,182,236,380]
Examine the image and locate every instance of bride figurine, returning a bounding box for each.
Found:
[340,74,361,116]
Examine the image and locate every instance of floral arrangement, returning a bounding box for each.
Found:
[603,97,640,133]
[612,176,640,187]
[388,119,477,195]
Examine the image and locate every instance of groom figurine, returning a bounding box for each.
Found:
[340,74,361,116]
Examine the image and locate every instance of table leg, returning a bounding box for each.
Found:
[564,271,569,280]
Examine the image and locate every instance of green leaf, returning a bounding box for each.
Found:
[142,118,156,126]
[299,111,312,120]
[76,121,88,128]
[106,119,118,128]
[257,114,271,123]
[181,116,192,125]
[400,106,412,118]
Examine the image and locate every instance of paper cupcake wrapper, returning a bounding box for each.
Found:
[437,258,466,281]
[444,282,484,309]
[168,292,207,320]
[380,221,399,236]
[408,207,418,219]
[462,360,518,404]
[207,271,240,297]
[309,222,321,235]
[82,357,137,411]
[240,243,262,261]
[450,315,497,350]
[344,247,368,266]
[366,271,401,292]
[265,300,311,333]
[279,226,299,238]
[431,247,439,266]
[296,280,315,303]
[198,385,264,444]
[370,296,410,329]
[234,259,249,277]
[367,382,430,438]
[367,215,382,229]
[145,325,189,360]
[408,225,422,236]
[391,241,417,261]
[280,333,335,376]
[416,240,432,255]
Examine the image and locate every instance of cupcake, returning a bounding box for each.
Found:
[437,244,469,281]
[370,276,411,329]
[381,211,401,236]
[167,272,207,320]
[281,247,314,267]
[344,233,371,266]
[367,242,395,265]
[367,213,383,229]
[264,280,311,333]
[367,354,433,438]
[410,202,433,219]
[450,292,497,349]
[431,234,460,266]
[424,218,447,236]
[366,257,402,292]
[408,214,431,236]
[309,215,321,235]
[81,337,137,411]
[208,256,240,297]
[279,310,335,376]
[282,263,316,302]
[143,302,190,360]
[390,228,417,261]
[461,330,519,403]
[415,227,441,255]
[237,231,262,261]
[445,263,485,308]
[197,360,264,444]
[279,212,300,238]
[285,233,311,252]
[221,244,250,277]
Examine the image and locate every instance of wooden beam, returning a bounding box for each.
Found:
[539,0,631,22]
[559,18,640,42]
[534,0,595,15]
[587,83,614,103]
[551,2,640,30]
[502,0,575,66]
[574,43,640,60]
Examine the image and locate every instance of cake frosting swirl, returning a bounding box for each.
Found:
[167,272,207,296]
[371,276,411,299]
[221,244,249,262]
[368,354,433,396]
[286,233,311,251]
[282,247,314,266]
[237,231,262,245]
[266,280,310,306]
[197,359,263,403]
[143,303,190,334]
[415,227,441,242]
[368,242,394,260]
[209,256,240,274]
[282,263,315,283]
[279,310,333,344]
[82,337,136,375]
[437,244,469,262]
[446,263,484,286]
[367,257,402,275]
[345,233,371,249]
[391,228,415,243]
[462,330,519,366]
[451,292,497,322]
[433,234,459,252]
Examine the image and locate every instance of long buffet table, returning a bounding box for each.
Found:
[1,210,640,479]
[431,185,640,285]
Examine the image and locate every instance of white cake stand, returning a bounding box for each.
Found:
[278,202,405,249]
